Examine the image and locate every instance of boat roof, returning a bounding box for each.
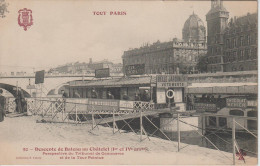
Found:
[69,76,156,87]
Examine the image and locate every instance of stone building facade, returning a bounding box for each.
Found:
[122,13,207,75]
[206,0,258,72]
[49,59,123,75]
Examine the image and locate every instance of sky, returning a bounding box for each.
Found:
[0,0,257,73]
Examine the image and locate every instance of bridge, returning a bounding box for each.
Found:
[0,74,95,97]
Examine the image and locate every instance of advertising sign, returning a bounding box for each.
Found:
[226,98,247,108]
[26,85,36,89]
[35,70,45,84]
[65,98,88,112]
[247,100,257,107]
[88,98,119,111]
[156,88,166,104]
[156,74,188,88]
[125,64,145,76]
[95,68,110,78]
[119,100,134,111]
[194,103,217,112]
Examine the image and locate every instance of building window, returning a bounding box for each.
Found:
[231,39,234,48]
[226,39,230,48]
[240,50,244,61]
[230,110,244,116]
[245,49,249,60]
[189,55,192,61]
[240,36,244,46]
[233,51,237,61]
[239,65,244,71]
[238,50,241,61]
[247,35,251,45]
[233,38,237,48]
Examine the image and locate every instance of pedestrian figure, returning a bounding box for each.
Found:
[91,89,98,98]
[122,92,129,100]
[60,90,67,112]
[107,91,114,99]
[142,90,151,102]
[134,93,141,101]
[0,89,6,122]
[187,95,192,110]
[74,91,81,98]
[61,90,68,98]
[15,88,24,113]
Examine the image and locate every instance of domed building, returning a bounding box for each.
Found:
[122,12,208,75]
[182,12,206,44]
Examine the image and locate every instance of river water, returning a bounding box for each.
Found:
[115,117,257,157]
[156,131,257,157]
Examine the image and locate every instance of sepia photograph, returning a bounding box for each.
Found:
[0,0,258,165]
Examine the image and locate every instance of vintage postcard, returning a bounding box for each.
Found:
[0,0,258,165]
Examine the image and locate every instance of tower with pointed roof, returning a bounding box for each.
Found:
[206,0,229,72]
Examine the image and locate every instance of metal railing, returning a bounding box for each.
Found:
[5,97,257,165]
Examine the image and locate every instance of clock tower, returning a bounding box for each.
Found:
[206,0,229,72]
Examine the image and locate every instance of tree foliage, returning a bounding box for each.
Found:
[196,54,208,73]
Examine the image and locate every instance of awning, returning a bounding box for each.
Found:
[187,83,258,94]
[69,76,156,88]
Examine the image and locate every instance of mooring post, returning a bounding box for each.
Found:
[113,110,115,134]
[140,110,143,142]
[202,115,206,135]
[75,104,78,123]
[42,101,44,117]
[232,117,236,165]
[50,102,53,119]
[177,113,180,152]
[92,113,95,129]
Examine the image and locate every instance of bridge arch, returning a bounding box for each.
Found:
[0,83,31,97]
[47,83,69,96]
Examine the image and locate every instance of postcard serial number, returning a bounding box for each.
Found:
[93,11,127,16]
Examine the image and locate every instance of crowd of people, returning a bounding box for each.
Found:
[0,88,28,122]
[68,88,152,102]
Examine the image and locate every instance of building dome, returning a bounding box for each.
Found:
[182,12,206,43]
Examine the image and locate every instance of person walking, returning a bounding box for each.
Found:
[0,89,6,122]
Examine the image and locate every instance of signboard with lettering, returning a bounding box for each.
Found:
[125,64,145,76]
[247,100,257,107]
[156,88,166,104]
[119,100,134,111]
[194,103,217,113]
[26,85,36,89]
[88,98,119,111]
[156,74,188,88]
[35,70,45,84]
[65,98,88,112]
[226,98,247,108]
[95,68,110,78]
